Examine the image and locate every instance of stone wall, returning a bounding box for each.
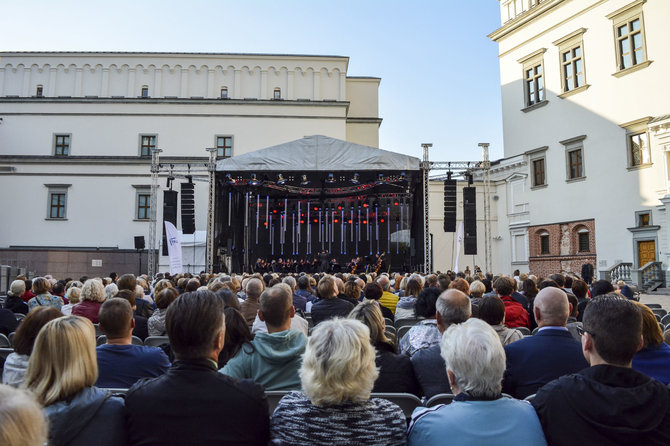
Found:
[528,218,596,278]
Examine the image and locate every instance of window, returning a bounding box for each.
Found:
[638,212,650,227]
[553,29,588,97]
[578,229,590,252]
[567,148,583,179]
[141,86,149,98]
[607,0,650,76]
[140,135,156,157]
[45,184,71,220]
[273,88,281,100]
[518,48,547,111]
[532,158,545,186]
[220,87,228,99]
[540,232,550,254]
[54,134,70,156]
[36,85,43,97]
[137,193,151,220]
[630,132,650,166]
[216,136,233,158]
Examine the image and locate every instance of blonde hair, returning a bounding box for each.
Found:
[31,277,51,295]
[300,318,378,406]
[0,385,47,446]
[153,279,172,296]
[349,300,390,345]
[23,316,97,406]
[81,279,105,303]
[66,287,82,304]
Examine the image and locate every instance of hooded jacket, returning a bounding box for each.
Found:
[43,386,126,446]
[220,329,306,390]
[532,364,670,445]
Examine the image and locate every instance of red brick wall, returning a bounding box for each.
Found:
[528,219,596,279]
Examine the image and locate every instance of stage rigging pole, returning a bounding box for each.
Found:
[148,148,162,279]
[479,143,492,274]
[421,143,432,273]
[206,148,217,273]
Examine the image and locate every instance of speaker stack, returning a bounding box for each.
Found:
[443,179,457,232]
[181,182,195,235]
[162,190,178,256]
[463,187,477,255]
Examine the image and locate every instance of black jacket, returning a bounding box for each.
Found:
[532,365,670,445]
[125,358,269,445]
[373,341,421,397]
[3,295,28,314]
[0,308,18,336]
[410,343,452,399]
[310,297,354,326]
[132,315,149,340]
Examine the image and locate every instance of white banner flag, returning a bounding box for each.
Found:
[454,221,464,272]
[164,221,183,275]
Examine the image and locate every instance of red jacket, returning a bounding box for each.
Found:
[501,296,529,328]
[72,300,103,324]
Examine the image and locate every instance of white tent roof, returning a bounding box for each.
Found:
[216,135,421,172]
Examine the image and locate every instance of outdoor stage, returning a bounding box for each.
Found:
[213,135,423,273]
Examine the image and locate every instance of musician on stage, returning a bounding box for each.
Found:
[318,250,330,273]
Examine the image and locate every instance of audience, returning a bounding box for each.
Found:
[61,286,81,316]
[72,279,106,323]
[377,275,399,314]
[23,316,127,446]
[311,275,354,325]
[147,287,178,336]
[349,300,421,396]
[240,278,264,326]
[96,299,170,388]
[503,287,589,398]
[408,318,546,445]
[27,277,63,311]
[124,290,269,445]
[0,384,47,446]
[2,307,61,387]
[363,282,395,321]
[217,307,253,368]
[478,296,523,346]
[221,285,306,390]
[270,318,407,445]
[631,301,670,385]
[4,280,29,314]
[0,306,18,337]
[395,278,422,320]
[399,287,442,356]
[532,295,670,444]
[493,276,529,328]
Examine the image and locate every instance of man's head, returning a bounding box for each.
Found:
[98,298,134,341]
[591,280,614,297]
[492,276,514,297]
[478,296,506,326]
[435,289,472,332]
[582,294,642,367]
[377,275,390,291]
[317,275,337,299]
[533,287,570,328]
[185,278,201,292]
[258,285,294,332]
[282,276,297,292]
[549,274,565,288]
[117,274,136,292]
[297,275,310,290]
[245,278,264,300]
[166,290,225,361]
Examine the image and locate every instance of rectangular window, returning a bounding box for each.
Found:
[45,184,71,220]
[137,193,151,220]
[140,135,156,157]
[532,158,545,186]
[524,64,544,106]
[54,134,70,156]
[141,86,149,98]
[567,148,583,179]
[540,235,550,254]
[630,132,650,166]
[273,88,281,99]
[608,1,649,76]
[36,85,43,97]
[578,232,590,252]
[216,136,233,158]
[221,87,228,99]
[638,212,650,227]
[562,46,584,91]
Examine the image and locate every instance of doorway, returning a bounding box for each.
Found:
[638,240,656,266]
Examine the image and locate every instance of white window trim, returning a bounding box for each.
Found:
[560,135,587,182]
[133,185,151,221]
[45,183,71,220]
[621,117,652,170]
[607,0,652,77]
[518,48,547,112]
[553,28,590,98]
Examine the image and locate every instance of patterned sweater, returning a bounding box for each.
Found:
[270,391,407,445]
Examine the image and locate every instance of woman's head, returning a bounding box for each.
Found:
[216,288,241,310]
[154,279,173,296]
[349,301,389,345]
[300,318,378,406]
[414,287,441,318]
[104,283,118,301]
[155,287,179,310]
[469,280,486,299]
[31,277,51,295]
[478,296,506,326]
[12,307,63,356]
[522,279,539,298]
[0,385,47,446]
[219,307,253,367]
[23,316,97,406]
[81,279,105,303]
[343,281,361,301]
[9,280,25,297]
[406,279,422,298]
[316,275,337,299]
[634,302,663,348]
[363,282,383,301]
[449,278,470,296]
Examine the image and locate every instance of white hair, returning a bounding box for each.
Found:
[441,318,505,399]
[104,283,118,301]
[300,318,378,406]
[81,279,106,303]
[9,280,25,297]
[282,276,296,290]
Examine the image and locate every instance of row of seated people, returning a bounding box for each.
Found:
[1,287,670,445]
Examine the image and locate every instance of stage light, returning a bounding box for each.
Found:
[399,172,406,181]
[363,203,368,208]
[325,173,335,184]
[272,209,277,214]
[300,220,305,224]
[334,219,339,223]
[276,174,287,185]
[249,173,260,186]
[350,173,360,184]
[363,220,368,224]
[300,174,310,186]
[166,175,175,189]
[224,173,236,185]
[394,201,399,206]
[375,173,385,185]
[380,218,385,223]
[348,219,353,224]
[313,219,318,223]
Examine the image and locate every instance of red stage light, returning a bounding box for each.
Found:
[348,219,353,224]
[337,206,342,210]
[334,219,339,223]
[394,201,399,206]
[264,222,268,226]
[313,219,318,223]
[380,218,385,223]
[300,220,305,224]
[314,207,318,211]
[363,203,368,208]
[272,210,277,214]
[363,220,368,224]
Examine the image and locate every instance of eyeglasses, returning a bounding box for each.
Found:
[576,326,595,338]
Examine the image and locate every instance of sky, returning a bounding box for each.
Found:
[0,0,504,162]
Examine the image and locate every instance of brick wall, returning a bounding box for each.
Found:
[528,219,596,279]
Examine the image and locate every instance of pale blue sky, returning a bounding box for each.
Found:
[1,0,504,161]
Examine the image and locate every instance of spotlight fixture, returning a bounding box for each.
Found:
[224,173,236,185]
[277,173,287,186]
[166,175,175,189]
[325,173,336,184]
[300,174,311,186]
[249,173,261,186]
[350,173,360,184]
[375,173,385,185]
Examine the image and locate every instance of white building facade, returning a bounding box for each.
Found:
[490,0,670,286]
[0,52,381,278]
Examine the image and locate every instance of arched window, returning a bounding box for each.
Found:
[220,87,228,99]
[273,87,281,99]
[577,227,590,252]
[538,231,550,254]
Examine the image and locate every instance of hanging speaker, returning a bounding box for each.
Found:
[162,190,178,256]
[181,182,195,235]
[443,179,457,232]
[463,187,477,255]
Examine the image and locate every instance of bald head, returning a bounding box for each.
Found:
[377,275,390,291]
[246,278,264,300]
[436,289,472,332]
[534,287,570,327]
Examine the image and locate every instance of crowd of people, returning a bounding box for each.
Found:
[1,267,670,445]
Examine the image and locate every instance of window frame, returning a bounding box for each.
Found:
[577,229,590,253]
[607,0,652,77]
[133,186,152,221]
[139,134,157,158]
[273,88,281,100]
[539,232,550,255]
[526,146,548,190]
[215,135,233,159]
[621,117,652,170]
[141,86,149,98]
[53,133,71,156]
[560,135,587,182]
[35,85,43,97]
[518,48,548,112]
[553,28,589,98]
[45,184,71,220]
[220,87,229,99]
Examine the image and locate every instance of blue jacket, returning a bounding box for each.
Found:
[633,343,670,385]
[503,328,589,398]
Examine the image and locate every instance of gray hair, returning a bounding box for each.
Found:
[246,278,264,299]
[104,283,118,301]
[436,289,472,327]
[441,318,505,398]
[9,280,26,297]
[377,275,390,291]
[81,279,106,303]
[282,276,297,291]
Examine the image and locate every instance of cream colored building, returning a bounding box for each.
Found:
[489,0,670,285]
[0,52,381,277]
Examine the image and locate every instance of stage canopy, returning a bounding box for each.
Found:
[216,135,421,172]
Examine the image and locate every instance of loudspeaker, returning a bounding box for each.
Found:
[181,182,195,235]
[162,190,178,256]
[463,187,477,255]
[134,236,145,250]
[443,179,457,232]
